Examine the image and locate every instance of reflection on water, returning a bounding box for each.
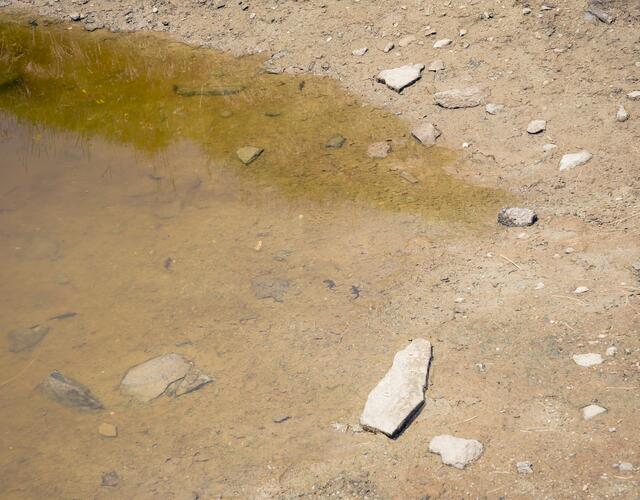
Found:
[0,14,505,497]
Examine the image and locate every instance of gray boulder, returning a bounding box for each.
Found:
[498,207,538,227]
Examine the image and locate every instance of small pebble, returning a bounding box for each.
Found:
[98,423,118,438]
[574,286,589,294]
[434,38,452,48]
[616,105,629,122]
[517,461,534,474]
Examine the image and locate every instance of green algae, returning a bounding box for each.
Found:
[0,14,508,221]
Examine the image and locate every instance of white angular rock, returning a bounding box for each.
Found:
[582,404,607,420]
[376,64,425,93]
[572,353,603,367]
[411,122,441,146]
[382,42,395,53]
[517,461,534,474]
[616,105,629,122]
[398,35,416,47]
[618,462,634,472]
[574,286,589,294]
[428,435,484,469]
[606,346,618,357]
[360,339,432,437]
[527,119,547,134]
[559,150,592,171]
[627,90,640,100]
[497,207,537,227]
[543,143,557,153]
[433,38,452,48]
[352,47,368,56]
[434,87,484,108]
[367,141,392,159]
[485,103,504,115]
[237,146,264,165]
[428,60,445,72]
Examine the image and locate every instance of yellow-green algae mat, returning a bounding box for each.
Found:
[0,14,506,220]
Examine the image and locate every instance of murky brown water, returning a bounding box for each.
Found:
[0,14,506,498]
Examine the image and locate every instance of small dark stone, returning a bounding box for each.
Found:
[350,285,361,299]
[42,371,104,410]
[323,279,336,289]
[101,471,119,487]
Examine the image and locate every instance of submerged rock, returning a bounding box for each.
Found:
[0,72,21,91]
[367,141,391,159]
[42,371,104,410]
[411,122,441,147]
[172,84,245,96]
[7,324,50,352]
[121,353,212,402]
[251,276,290,302]
[101,471,119,487]
[376,64,425,93]
[360,339,432,437]
[498,207,537,227]
[326,135,346,148]
[428,435,484,469]
[236,146,264,165]
[434,87,484,108]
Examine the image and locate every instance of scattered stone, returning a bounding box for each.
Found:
[376,64,425,93]
[251,276,290,302]
[616,105,629,122]
[382,42,395,53]
[272,415,290,423]
[517,461,534,474]
[459,29,467,37]
[367,141,392,159]
[606,346,618,357]
[485,103,504,115]
[98,423,118,438]
[433,39,452,48]
[323,279,336,289]
[120,353,211,402]
[398,35,416,47]
[42,371,104,410]
[559,150,592,172]
[352,47,368,57]
[434,87,484,109]
[587,5,615,23]
[428,60,445,72]
[497,207,538,227]
[236,146,264,165]
[627,91,640,101]
[543,143,557,153]
[360,339,432,437]
[101,471,119,487]
[523,7,532,14]
[527,119,546,134]
[584,11,597,22]
[428,435,484,469]
[574,286,590,294]
[411,122,441,146]
[69,12,82,21]
[582,404,607,420]
[326,135,346,148]
[7,324,50,352]
[399,171,419,184]
[572,353,603,367]
[617,462,634,472]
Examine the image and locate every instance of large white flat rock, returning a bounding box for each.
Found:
[121,353,191,402]
[376,64,425,93]
[360,339,432,437]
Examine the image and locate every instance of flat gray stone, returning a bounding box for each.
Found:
[360,339,432,437]
[236,146,264,165]
[428,60,445,72]
[498,207,537,227]
[326,135,346,148]
[517,461,534,474]
[572,353,603,367]
[433,38,452,48]
[121,353,191,402]
[165,366,213,397]
[559,150,592,171]
[628,91,640,100]
[485,103,504,115]
[429,435,484,469]
[7,324,50,352]
[251,277,290,302]
[434,87,484,109]
[42,371,103,410]
[411,122,441,146]
[352,47,368,56]
[582,404,607,420]
[376,64,424,93]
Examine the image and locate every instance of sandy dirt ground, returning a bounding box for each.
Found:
[1,0,640,498]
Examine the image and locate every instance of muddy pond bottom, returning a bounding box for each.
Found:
[0,14,505,498]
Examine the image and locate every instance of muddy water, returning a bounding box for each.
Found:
[0,15,505,498]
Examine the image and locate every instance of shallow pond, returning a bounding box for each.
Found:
[0,14,506,498]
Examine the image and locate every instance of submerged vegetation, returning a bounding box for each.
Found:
[0,14,507,220]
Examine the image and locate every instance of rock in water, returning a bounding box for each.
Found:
[376,64,425,93]
[360,339,432,437]
[367,141,392,159]
[497,207,537,227]
[42,371,104,410]
[582,404,607,420]
[326,135,346,148]
[121,353,212,402]
[173,84,245,96]
[559,150,592,171]
[251,277,290,302]
[411,122,441,146]
[434,87,484,108]
[7,324,50,352]
[236,146,264,165]
[428,435,484,469]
